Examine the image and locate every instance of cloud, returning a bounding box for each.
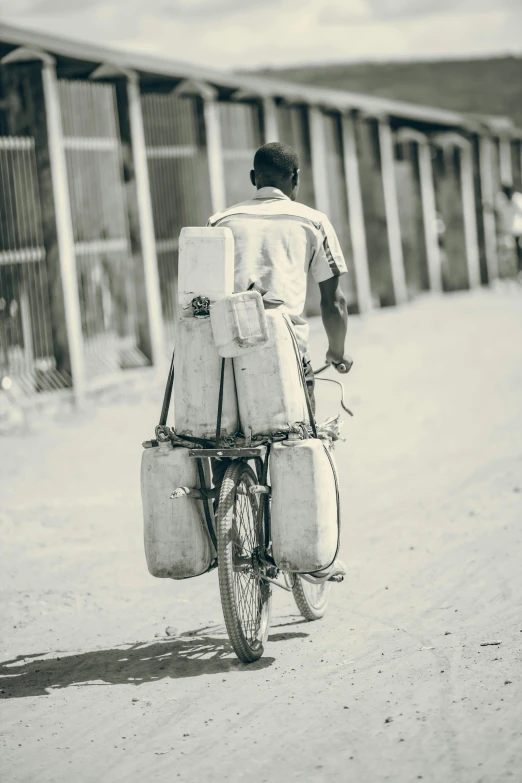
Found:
[319,0,519,25]
[1,0,520,69]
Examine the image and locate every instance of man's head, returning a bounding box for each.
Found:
[250,142,300,200]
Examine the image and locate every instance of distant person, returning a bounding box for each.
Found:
[207,142,353,581]
[498,185,522,273]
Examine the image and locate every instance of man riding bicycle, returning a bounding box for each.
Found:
[207,142,352,581]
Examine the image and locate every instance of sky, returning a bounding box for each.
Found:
[1,0,521,70]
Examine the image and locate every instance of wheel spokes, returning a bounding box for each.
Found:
[232,476,263,644]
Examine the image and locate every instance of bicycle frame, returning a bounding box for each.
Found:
[185,445,298,592]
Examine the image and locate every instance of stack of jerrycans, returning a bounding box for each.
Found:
[208,249,340,576]
[141,227,340,580]
[142,228,237,579]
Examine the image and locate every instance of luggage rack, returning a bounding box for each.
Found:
[188,446,266,459]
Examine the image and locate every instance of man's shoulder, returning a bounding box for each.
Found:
[208,198,259,226]
[280,201,329,229]
[209,199,329,230]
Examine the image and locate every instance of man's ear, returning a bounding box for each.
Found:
[250,169,256,187]
[292,168,300,187]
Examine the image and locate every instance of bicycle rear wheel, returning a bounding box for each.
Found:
[292,576,330,620]
[217,461,272,663]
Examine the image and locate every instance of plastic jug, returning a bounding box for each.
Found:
[269,438,339,573]
[210,290,269,358]
[178,227,234,310]
[141,442,215,579]
[174,315,239,439]
[233,312,308,436]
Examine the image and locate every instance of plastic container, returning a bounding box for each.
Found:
[174,315,238,439]
[269,438,339,573]
[178,227,234,310]
[210,290,269,358]
[233,311,308,436]
[141,441,215,579]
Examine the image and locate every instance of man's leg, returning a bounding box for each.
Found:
[302,357,316,416]
[211,457,231,509]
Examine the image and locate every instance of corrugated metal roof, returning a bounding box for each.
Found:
[0,21,516,134]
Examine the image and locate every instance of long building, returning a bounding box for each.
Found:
[0,22,521,402]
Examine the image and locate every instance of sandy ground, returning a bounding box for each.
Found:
[1,285,521,783]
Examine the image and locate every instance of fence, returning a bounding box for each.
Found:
[142,91,212,351]
[58,79,148,380]
[0,135,69,393]
[0,47,520,403]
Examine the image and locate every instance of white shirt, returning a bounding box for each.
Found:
[208,187,347,353]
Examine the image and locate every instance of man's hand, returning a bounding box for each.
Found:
[326,350,353,374]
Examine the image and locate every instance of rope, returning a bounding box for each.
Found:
[215,357,226,445]
[159,349,175,426]
[315,377,354,416]
[196,457,218,552]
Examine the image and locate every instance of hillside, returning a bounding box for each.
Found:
[252,57,522,128]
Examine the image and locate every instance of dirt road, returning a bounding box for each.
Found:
[1,286,521,783]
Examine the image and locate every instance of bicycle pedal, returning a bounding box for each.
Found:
[328,574,345,583]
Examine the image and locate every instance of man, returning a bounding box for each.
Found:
[208,142,353,409]
[207,142,352,580]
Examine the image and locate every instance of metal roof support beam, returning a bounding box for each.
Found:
[341,113,372,314]
[479,135,499,283]
[125,71,166,372]
[396,127,442,294]
[262,97,279,144]
[378,118,407,305]
[1,47,87,405]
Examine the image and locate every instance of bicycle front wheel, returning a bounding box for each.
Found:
[217,461,272,663]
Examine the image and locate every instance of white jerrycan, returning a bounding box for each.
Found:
[233,312,308,436]
[174,315,238,439]
[269,438,339,573]
[178,227,234,309]
[141,442,215,579]
[210,290,269,358]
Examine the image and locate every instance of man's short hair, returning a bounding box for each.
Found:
[253,142,300,180]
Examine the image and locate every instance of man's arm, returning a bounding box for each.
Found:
[318,276,353,373]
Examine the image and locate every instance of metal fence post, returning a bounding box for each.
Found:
[479,135,499,283]
[203,95,227,214]
[499,137,513,186]
[378,117,407,305]
[341,113,372,313]
[460,144,481,289]
[262,97,279,143]
[309,105,330,215]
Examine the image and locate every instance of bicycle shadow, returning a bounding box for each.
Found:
[0,630,277,700]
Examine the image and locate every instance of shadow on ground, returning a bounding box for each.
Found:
[0,629,289,699]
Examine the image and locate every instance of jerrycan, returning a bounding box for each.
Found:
[141,441,215,579]
[269,438,339,573]
[210,290,268,358]
[233,312,308,436]
[174,314,238,440]
[178,227,234,309]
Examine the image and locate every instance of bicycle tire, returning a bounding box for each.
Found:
[217,461,272,663]
[292,576,330,621]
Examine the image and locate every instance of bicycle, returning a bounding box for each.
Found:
[178,358,350,664]
[151,317,351,664]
